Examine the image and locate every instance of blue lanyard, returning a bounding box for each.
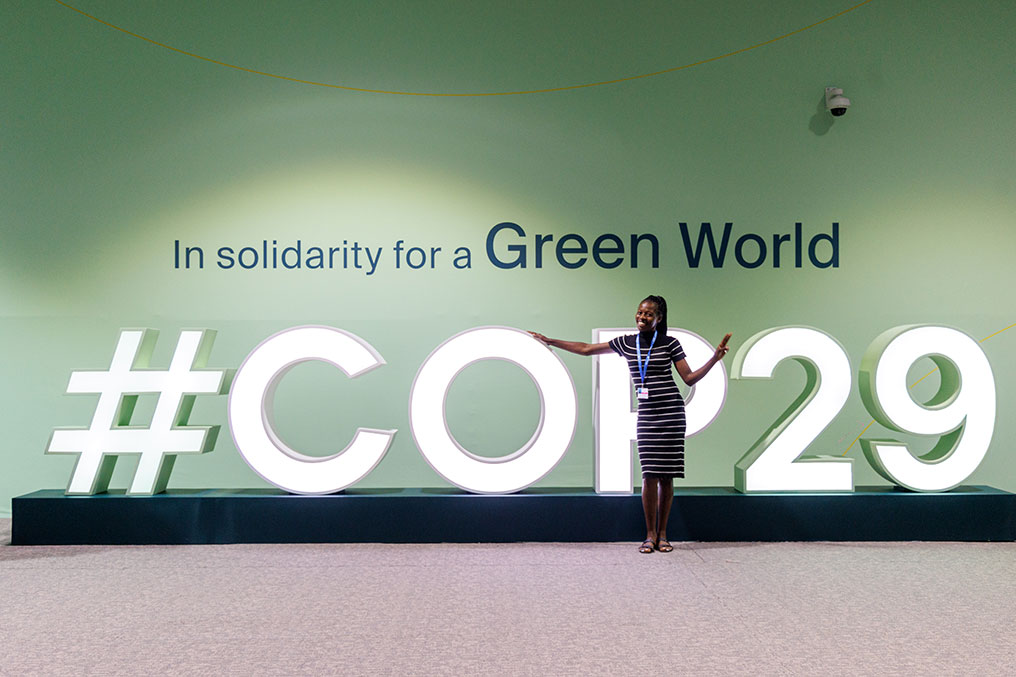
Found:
[636,330,657,386]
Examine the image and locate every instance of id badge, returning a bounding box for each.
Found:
[636,387,649,400]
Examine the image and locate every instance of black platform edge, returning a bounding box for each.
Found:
[11,486,1016,545]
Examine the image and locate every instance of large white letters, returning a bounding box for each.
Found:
[731,327,854,492]
[859,325,995,492]
[54,323,997,496]
[409,326,577,494]
[228,326,396,494]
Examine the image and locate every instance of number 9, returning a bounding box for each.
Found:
[859,325,996,492]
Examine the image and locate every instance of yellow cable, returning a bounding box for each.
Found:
[841,323,1014,456]
[53,0,875,96]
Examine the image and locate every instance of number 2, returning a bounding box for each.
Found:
[731,326,854,492]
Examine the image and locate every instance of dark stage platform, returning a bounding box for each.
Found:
[12,486,1016,545]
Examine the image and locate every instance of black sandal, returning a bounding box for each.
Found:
[638,539,655,554]
[656,539,673,553]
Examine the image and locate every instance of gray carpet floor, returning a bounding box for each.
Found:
[1,518,1014,675]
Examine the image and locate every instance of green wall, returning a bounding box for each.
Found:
[2,0,1014,514]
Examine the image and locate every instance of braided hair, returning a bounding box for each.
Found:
[640,294,668,339]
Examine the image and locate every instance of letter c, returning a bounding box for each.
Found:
[228,326,396,494]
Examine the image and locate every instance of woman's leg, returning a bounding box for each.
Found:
[656,477,674,551]
[641,476,660,550]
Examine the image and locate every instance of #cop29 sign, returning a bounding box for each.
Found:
[46,324,995,496]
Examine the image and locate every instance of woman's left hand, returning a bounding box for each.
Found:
[714,333,732,361]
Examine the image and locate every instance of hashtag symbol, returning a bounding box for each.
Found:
[46,329,230,495]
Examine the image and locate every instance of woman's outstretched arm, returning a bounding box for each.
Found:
[528,332,613,356]
[674,333,731,386]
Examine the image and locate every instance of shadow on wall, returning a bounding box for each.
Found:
[809,94,835,136]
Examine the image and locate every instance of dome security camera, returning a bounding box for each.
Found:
[825,87,851,116]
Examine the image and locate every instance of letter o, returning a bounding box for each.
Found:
[410,327,577,494]
[228,326,396,494]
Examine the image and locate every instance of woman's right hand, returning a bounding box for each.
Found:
[528,331,551,345]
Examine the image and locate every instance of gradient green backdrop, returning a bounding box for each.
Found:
[2,0,1014,515]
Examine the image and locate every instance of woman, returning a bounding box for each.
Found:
[530,295,730,553]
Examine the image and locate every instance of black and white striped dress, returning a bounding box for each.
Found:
[608,333,687,479]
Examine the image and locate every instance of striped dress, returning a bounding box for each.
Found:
[608,333,687,479]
